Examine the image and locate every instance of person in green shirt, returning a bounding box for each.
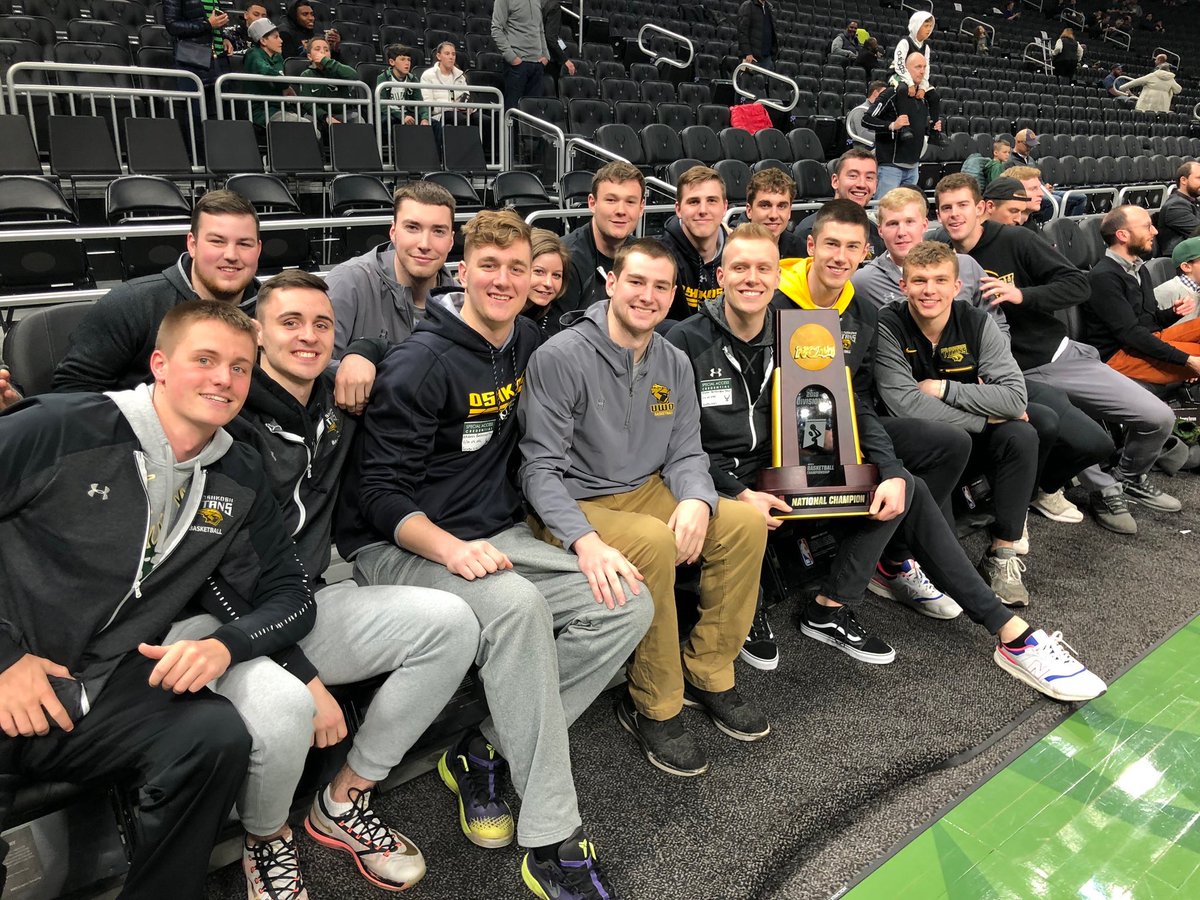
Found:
[377,43,430,126]
[300,36,363,124]
[242,17,305,126]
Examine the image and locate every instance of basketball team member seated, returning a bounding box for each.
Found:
[660,165,729,323]
[793,149,886,261]
[1083,205,1200,386]
[936,173,1180,533]
[335,210,650,899]
[745,168,806,260]
[168,272,480,899]
[1,302,318,899]
[709,217,1105,700]
[554,161,645,334]
[874,241,1041,607]
[519,238,769,778]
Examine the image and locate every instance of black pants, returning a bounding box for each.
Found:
[1025,379,1116,493]
[798,470,1013,634]
[0,653,250,899]
[965,419,1040,541]
[881,416,973,555]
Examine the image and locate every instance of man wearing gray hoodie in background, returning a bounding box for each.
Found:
[519,238,769,781]
[492,0,550,110]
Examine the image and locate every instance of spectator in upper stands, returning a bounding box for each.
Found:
[974,26,990,56]
[867,52,943,196]
[1120,55,1182,112]
[491,0,549,110]
[830,20,862,65]
[796,149,885,260]
[279,0,336,60]
[890,12,944,145]
[1003,1,1022,20]
[522,228,571,332]
[337,210,648,898]
[378,44,430,126]
[420,42,474,125]
[983,177,1033,227]
[1052,27,1084,81]
[768,208,1105,699]
[936,173,1180,533]
[1155,162,1200,255]
[324,181,457,371]
[1005,129,1038,169]
[1154,236,1200,322]
[737,0,779,71]
[520,237,769,776]
[0,302,311,900]
[855,37,882,84]
[555,161,646,334]
[1005,164,1052,231]
[541,0,576,91]
[875,241,1040,606]
[243,18,308,126]
[962,139,1010,192]
[1103,63,1135,101]
[745,168,805,258]
[178,272,478,899]
[226,2,268,52]
[53,191,262,394]
[660,165,728,322]
[300,36,362,125]
[1084,205,1200,385]
[164,0,233,103]
[845,81,887,151]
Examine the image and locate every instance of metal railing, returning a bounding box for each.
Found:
[1061,9,1085,28]
[1104,26,1131,51]
[1154,47,1181,72]
[563,136,675,201]
[5,62,206,162]
[506,107,567,186]
[214,72,373,132]
[1117,184,1168,208]
[374,82,505,173]
[1057,187,1118,217]
[558,1,584,54]
[901,0,933,14]
[637,23,694,70]
[1023,41,1052,75]
[525,203,678,238]
[732,62,799,113]
[959,17,994,48]
[1021,0,1043,10]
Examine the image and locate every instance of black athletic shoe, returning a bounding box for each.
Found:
[798,601,896,664]
[738,591,779,671]
[521,828,616,900]
[682,681,770,741]
[614,694,708,777]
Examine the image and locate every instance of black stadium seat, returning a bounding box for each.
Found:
[719,128,759,165]
[641,124,684,177]
[680,125,722,167]
[89,0,147,28]
[105,174,191,279]
[755,128,794,164]
[2,301,96,397]
[715,158,751,205]
[0,176,94,297]
[65,18,130,50]
[0,114,42,175]
[595,123,647,170]
[792,158,833,200]
[567,98,612,140]
[0,16,56,50]
[225,173,314,272]
[48,115,121,178]
[204,119,265,175]
[614,101,654,133]
[656,103,694,131]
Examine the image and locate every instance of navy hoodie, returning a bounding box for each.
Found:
[336,294,542,557]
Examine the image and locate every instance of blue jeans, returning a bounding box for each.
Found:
[875,163,919,198]
[504,59,545,109]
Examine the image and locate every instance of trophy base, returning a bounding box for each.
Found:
[757,463,880,519]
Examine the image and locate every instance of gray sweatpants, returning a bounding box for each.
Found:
[353,522,653,847]
[165,580,479,836]
[1023,340,1176,488]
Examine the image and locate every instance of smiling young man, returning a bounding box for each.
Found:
[163,272,479,899]
[660,165,730,322]
[936,173,1179,534]
[745,168,805,259]
[555,161,646,334]
[982,176,1032,226]
[337,210,649,899]
[794,150,886,261]
[520,238,768,779]
[768,208,1105,701]
[54,190,262,394]
[1,301,320,899]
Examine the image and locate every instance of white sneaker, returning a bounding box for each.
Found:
[868,559,963,620]
[244,827,308,900]
[1030,489,1084,523]
[994,629,1107,702]
[1013,516,1030,556]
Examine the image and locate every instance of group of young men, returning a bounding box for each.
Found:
[2,141,1192,899]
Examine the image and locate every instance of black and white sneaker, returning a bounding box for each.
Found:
[738,591,779,671]
[798,601,896,664]
[1119,472,1182,513]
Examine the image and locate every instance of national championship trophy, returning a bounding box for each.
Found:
[756,308,879,518]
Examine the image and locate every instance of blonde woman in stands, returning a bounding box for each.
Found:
[522,228,571,332]
[1119,55,1181,112]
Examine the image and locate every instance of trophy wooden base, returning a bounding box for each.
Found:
[757,463,880,519]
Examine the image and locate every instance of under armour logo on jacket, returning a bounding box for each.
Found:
[88,483,111,500]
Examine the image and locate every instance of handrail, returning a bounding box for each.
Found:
[566,135,625,169]
[1103,26,1131,51]
[959,17,994,47]
[732,61,799,113]
[1056,187,1117,218]
[373,81,506,173]
[1023,41,1052,76]
[901,0,933,13]
[214,72,373,134]
[1153,47,1181,72]
[1061,9,1085,28]
[1021,0,1043,11]
[637,23,694,70]
[1193,101,1200,121]
[645,176,677,201]
[559,1,584,51]
[1116,184,1168,207]
[505,107,567,184]
[5,62,207,160]
[525,203,678,239]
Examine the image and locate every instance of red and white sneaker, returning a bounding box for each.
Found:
[304,787,426,892]
[243,827,308,900]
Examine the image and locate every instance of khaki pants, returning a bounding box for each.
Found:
[535,476,767,720]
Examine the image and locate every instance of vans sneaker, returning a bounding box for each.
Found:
[798,601,896,664]
[738,590,779,670]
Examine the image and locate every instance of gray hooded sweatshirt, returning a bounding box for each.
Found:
[519,300,718,549]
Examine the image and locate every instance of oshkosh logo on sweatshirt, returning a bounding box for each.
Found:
[650,383,675,417]
[191,495,235,535]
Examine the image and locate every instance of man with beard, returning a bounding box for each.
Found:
[53,191,262,393]
[794,150,886,262]
[554,161,645,334]
[1155,161,1200,256]
[1083,205,1200,385]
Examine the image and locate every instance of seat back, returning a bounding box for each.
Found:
[656,103,694,132]
[204,119,264,175]
[640,124,684,169]
[1043,217,1089,269]
[680,125,721,167]
[329,173,392,215]
[390,123,441,174]
[49,115,121,176]
[594,123,645,167]
[424,171,483,210]
[714,159,751,205]
[124,117,193,175]
[267,121,325,175]
[788,127,825,162]
[719,128,759,165]
[754,128,793,164]
[442,125,489,175]
[330,122,383,173]
[2,301,96,397]
[0,114,41,175]
[792,158,833,199]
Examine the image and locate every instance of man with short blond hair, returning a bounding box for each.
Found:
[661,166,729,321]
[521,236,768,778]
[1004,165,1049,231]
[555,160,646,333]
